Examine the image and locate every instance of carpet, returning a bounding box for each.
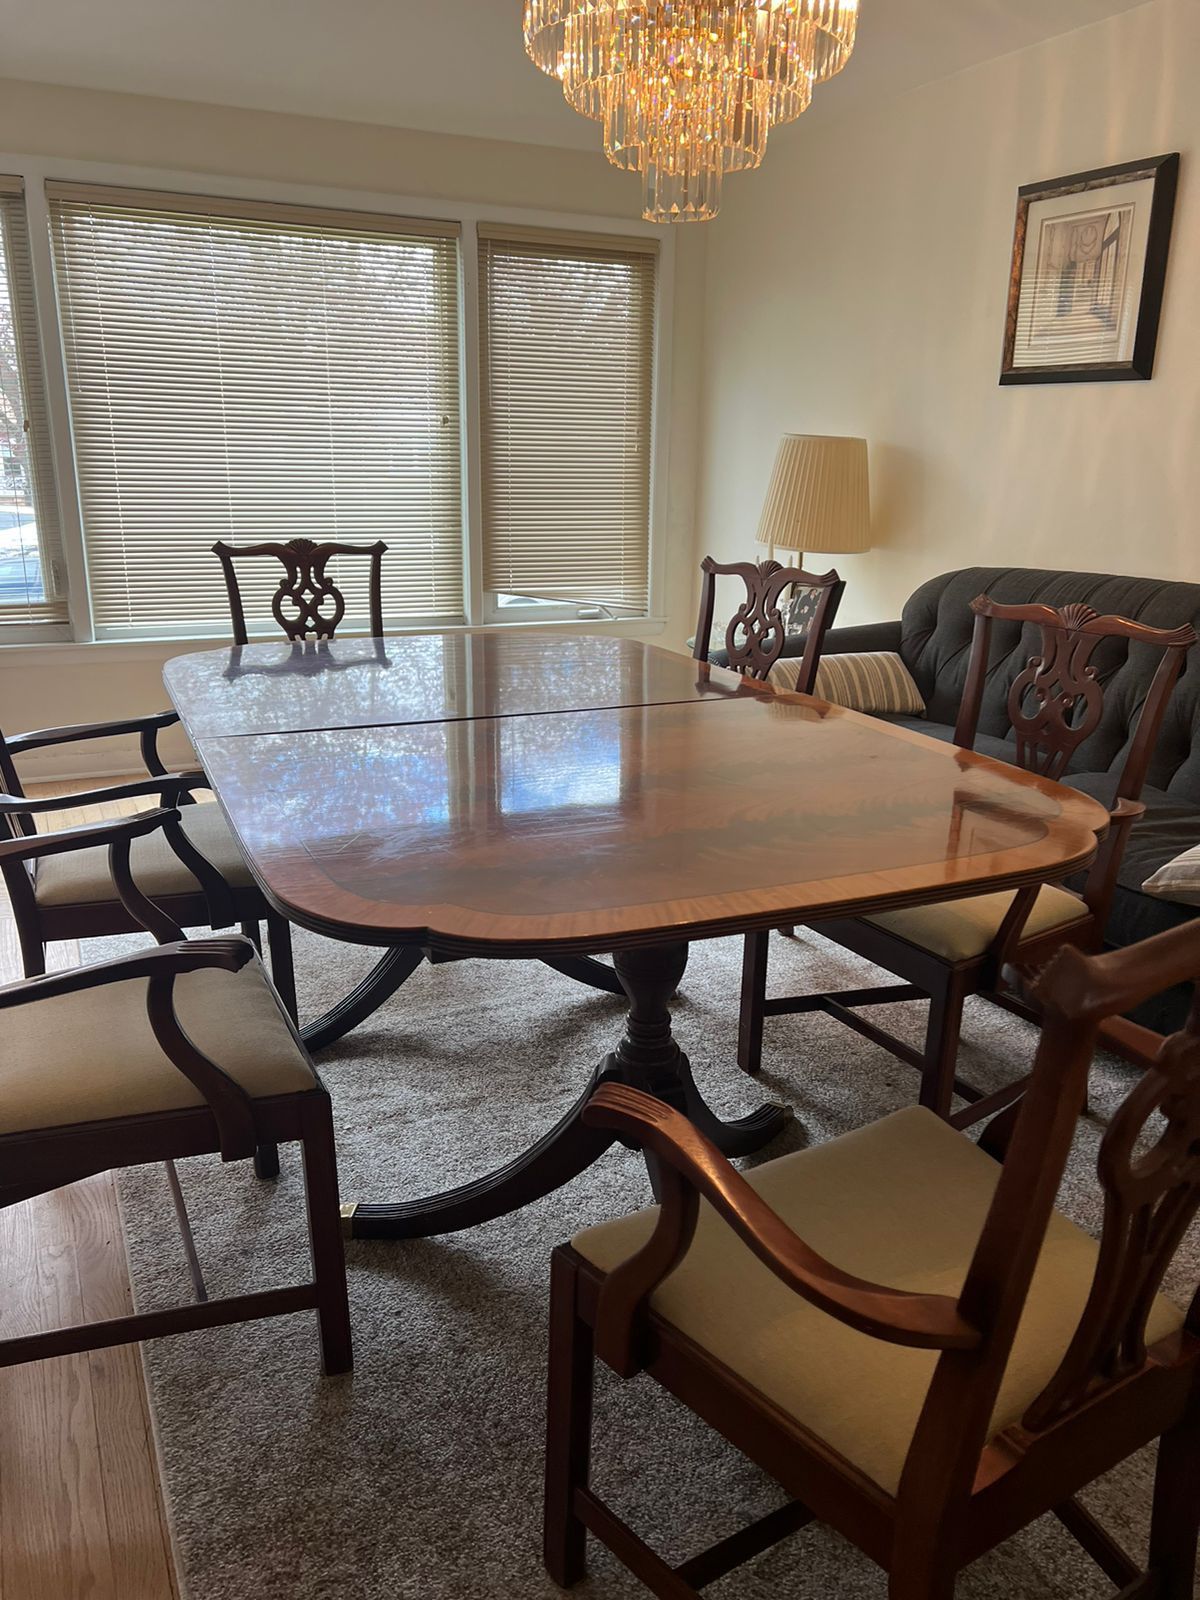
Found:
[88,925,1198,1600]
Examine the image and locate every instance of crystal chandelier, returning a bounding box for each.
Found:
[523,2,859,223]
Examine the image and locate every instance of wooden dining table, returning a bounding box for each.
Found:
[165,631,1111,1241]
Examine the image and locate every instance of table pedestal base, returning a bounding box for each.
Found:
[301,949,636,1052]
[341,940,791,1241]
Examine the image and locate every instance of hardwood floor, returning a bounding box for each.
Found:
[0,782,179,1600]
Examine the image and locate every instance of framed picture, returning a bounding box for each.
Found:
[1000,152,1179,384]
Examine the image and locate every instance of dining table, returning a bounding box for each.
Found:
[164,630,1111,1242]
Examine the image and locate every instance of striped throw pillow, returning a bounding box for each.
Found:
[1143,844,1200,906]
[770,651,925,714]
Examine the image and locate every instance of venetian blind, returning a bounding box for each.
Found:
[48,184,464,637]
[0,178,68,625]
[478,225,656,614]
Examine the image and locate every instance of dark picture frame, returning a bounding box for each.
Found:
[1000,152,1179,385]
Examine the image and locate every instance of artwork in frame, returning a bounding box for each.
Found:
[1000,152,1179,385]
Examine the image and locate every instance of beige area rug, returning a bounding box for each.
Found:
[87,926,1198,1600]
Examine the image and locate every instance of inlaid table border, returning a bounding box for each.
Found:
[191,694,1111,960]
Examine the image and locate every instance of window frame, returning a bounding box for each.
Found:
[0,154,675,647]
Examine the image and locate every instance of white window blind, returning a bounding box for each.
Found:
[478,226,656,614]
[48,183,464,638]
[0,178,68,626]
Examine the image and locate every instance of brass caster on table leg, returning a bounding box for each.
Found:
[340,1202,359,1238]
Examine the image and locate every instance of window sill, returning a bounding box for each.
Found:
[0,615,668,666]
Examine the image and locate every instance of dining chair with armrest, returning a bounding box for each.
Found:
[738,595,1198,1121]
[0,720,297,1178]
[545,918,1200,1599]
[0,808,352,1375]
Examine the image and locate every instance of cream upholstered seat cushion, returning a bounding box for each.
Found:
[34,801,255,909]
[572,1108,1184,1496]
[862,883,1090,963]
[1,957,316,1135]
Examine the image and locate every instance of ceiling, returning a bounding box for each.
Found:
[0,0,1152,151]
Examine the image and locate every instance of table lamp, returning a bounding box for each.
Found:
[756,434,871,567]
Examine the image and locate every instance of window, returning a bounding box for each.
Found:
[478,226,656,619]
[0,178,67,627]
[48,184,463,639]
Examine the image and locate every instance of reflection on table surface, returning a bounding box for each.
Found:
[165,631,765,738]
[195,693,1110,948]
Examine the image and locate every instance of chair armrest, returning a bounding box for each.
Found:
[1081,795,1147,927]
[0,804,237,938]
[798,619,903,659]
[0,935,254,1010]
[0,805,182,866]
[0,936,263,1161]
[0,771,210,817]
[5,709,182,778]
[581,1084,979,1375]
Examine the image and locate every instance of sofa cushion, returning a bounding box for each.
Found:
[772,652,925,714]
[1144,845,1200,907]
[872,715,1017,767]
[1064,775,1200,894]
[897,569,1200,804]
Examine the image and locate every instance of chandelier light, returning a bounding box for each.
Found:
[523,1,860,223]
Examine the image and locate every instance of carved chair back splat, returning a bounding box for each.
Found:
[953,595,1197,797]
[213,537,388,644]
[547,919,1200,1600]
[692,557,844,688]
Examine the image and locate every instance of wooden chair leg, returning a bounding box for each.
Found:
[253,1142,281,1181]
[544,1251,594,1588]
[265,908,299,1023]
[1148,1409,1200,1599]
[163,1158,208,1303]
[239,918,262,952]
[888,1562,957,1599]
[251,912,298,1183]
[919,972,968,1120]
[738,930,769,1077]
[298,1094,353,1377]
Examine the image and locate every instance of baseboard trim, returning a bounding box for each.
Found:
[16,737,197,787]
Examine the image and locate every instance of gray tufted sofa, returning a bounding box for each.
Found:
[803,566,1200,1034]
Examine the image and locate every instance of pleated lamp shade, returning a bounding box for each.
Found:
[756,435,871,558]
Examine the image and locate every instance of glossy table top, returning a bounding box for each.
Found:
[164,632,769,739]
[175,640,1112,955]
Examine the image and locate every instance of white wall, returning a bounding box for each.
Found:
[0,78,707,776]
[695,0,1199,629]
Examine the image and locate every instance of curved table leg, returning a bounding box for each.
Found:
[540,954,626,996]
[302,945,666,1053]
[675,1057,794,1157]
[344,1072,618,1240]
[301,946,426,1053]
[542,945,691,998]
[342,939,790,1241]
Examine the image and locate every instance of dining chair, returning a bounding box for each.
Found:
[738,595,1197,1123]
[212,536,388,644]
[694,556,845,941]
[0,718,296,1179]
[691,556,845,689]
[0,807,352,1376]
[544,919,1200,1600]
